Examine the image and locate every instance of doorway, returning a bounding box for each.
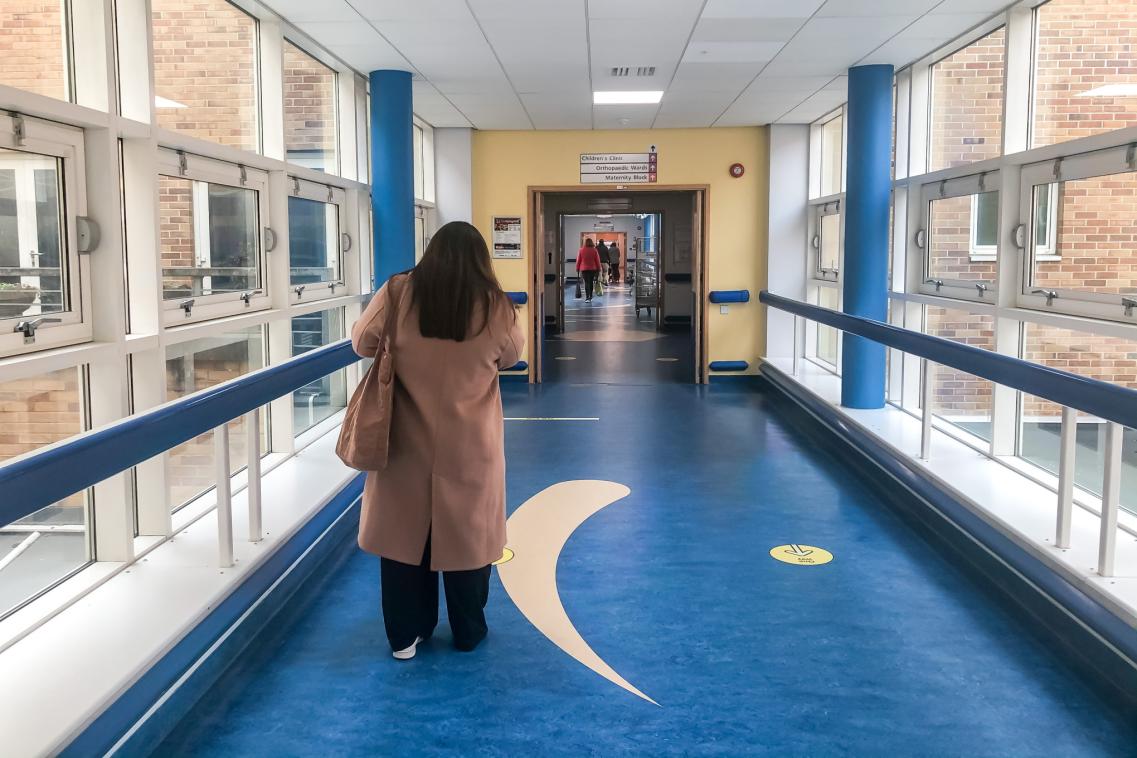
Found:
[528,187,707,385]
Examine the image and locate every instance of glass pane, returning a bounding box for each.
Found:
[291,309,347,434]
[288,196,340,285]
[0,1,69,101]
[1033,0,1137,148]
[927,192,999,283]
[1021,323,1137,513]
[283,41,337,173]
[929,28,1005,172]
[0,366,89,617]
[159,176,259,300]
[413,125,425,201]
[820,115,843,196]
[1031,172,1137,297]
[924,306,995,441]
[165,327,265,511]
[152,0,259,151]
[816,286,839,368]
[414,215,425,263]
[819,212,840,271]
[0,149,67,320]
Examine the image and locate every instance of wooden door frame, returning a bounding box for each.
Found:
[527,184,710,384]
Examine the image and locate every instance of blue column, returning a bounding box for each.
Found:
[369,70,415,289]
[841,64,894,409]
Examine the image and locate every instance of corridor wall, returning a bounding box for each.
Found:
[471,127,769,377]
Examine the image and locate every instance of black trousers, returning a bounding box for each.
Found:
[583,270,598,299]
[380,533,491,652]
[610,263,620,282]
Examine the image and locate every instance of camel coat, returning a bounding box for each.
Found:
[350,276,525,571]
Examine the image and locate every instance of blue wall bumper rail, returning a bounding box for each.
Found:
[709,360,749,372]
[0,341,361,527]
[507,291,528,305]
[759,290,1137,429]
[505,361,528,372]
[709,290,750,304]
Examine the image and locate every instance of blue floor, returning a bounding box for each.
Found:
[157,379,1137,756]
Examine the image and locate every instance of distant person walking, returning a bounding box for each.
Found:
[350,221,525,661]
[577,238,602,302]
[597,240,611,284]
[608,242,621,284]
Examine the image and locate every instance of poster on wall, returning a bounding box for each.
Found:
[492,216,522,258]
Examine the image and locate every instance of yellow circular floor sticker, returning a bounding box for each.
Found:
[493,547,515,565]
[769,544,833,566]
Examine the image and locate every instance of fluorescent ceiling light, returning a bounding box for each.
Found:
[154,95,188,109]
[593,90,663,105]
[1077,84,1137,98]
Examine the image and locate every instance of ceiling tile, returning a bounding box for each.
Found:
[691,17,804,43]
[680,41,786,64]
[263,0,359,23]
[589,0,704,19]
[818,0,939,16]
[701,0,824,18]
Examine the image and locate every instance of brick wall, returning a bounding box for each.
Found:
[929,28,1005,172]
[928,193,998,282]
[0,367,84,520]
[1034,0,1137,147]
[158,176,195,298]
[1024,324,1137,417]
[152,0,258,151]
[925,307,996,415]
[283,41,337,166]
[0,1,67,101]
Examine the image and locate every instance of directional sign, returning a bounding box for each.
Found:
[580,151,658,184]
[769,543,833,566]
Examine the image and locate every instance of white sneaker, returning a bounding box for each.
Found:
[392,636,422,660]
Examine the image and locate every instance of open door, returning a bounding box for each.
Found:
[692,190,705,384]
[556,213,565,336]
[531,191,544,383]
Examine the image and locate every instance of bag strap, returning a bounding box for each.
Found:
[382,274,409,352]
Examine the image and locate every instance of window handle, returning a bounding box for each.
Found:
[239,290,262,306]
[975,283,989,296]
[1031,289,1058,306]
[1123,297,1137,317]
[329,280,345,294]
[13,316,61,344]
[925,278,943,291]
[294,285,306,299]
[179,298,195,317]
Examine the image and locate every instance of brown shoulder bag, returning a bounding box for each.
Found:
[336,275,408,471]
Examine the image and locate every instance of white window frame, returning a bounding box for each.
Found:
[917,170,1002,303]
[806,281,842,372]
[1019,143,1137,322]
[810,200,842,281]
[287,177,346,303]
[968,192,998,260]
[282,37,340,176]
[157,150,271,325]
[0,114,89,356]
[412,117,435,205]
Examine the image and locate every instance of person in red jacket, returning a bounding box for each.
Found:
[576,238,602,302]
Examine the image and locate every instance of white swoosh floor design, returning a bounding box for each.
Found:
[496,480,658,705]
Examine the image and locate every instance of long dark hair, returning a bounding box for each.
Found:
[410,221,508,342]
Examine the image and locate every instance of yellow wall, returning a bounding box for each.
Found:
[471,127,768,376]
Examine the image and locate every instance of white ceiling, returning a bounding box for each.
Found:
[264,0,1013,130]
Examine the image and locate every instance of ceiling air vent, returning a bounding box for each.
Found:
[587,197,633,211]
[609,66,656,78]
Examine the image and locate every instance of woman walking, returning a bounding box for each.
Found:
[577,238,602,301]
[608,241,621,284]
[351,221,525,660]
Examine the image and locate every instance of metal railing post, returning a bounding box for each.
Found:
[214,424,234,568]
[246,410,262,543]
[1055,406,1076,549]
[1097,422,1123,577]
[920,358,933,460]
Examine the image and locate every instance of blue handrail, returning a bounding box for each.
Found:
[0,341,361,527]
[759,291,1137,430]
[709,290,750,304]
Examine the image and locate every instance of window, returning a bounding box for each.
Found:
[923,306,996,442]
[412,121,435,203]
[1020,323,1137,513]
[414,214,426,263]
[0,1,70,102]
[928,27,1006,172]
[815,285,840,369]
[283,41,337,173]
[288,180,345,298]
[813,203,841,279]
[165,327,266,512]
[157,152,268,322]
[0,366,90,618]
[921,173,1001,299]
[819,114,843,197]
[0,114,89,356]
[291,308,347,434]
[1032,0,1137,148]
[151,0,259,151]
